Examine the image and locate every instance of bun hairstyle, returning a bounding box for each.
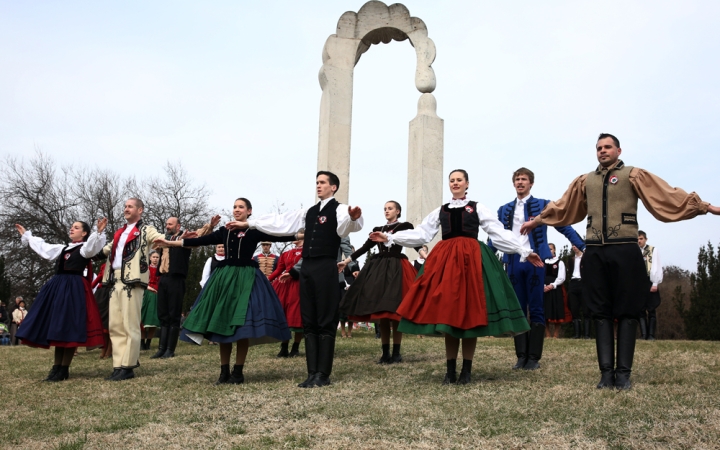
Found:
[235,197,253,218]
[77,221,92,241]
[386,200,402,219]
[448,169,470,192]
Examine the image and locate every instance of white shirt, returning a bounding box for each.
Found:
[641,245,663,286]
[112,222,137,270]
[385,198,532,261]
[544,257,566,288]
[572,254,582,279]
[247,196,364,238]
[200,255,225,287]
[513,197,531,250]
[22,230,106,261]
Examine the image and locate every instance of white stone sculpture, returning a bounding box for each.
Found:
[317,0,444,248]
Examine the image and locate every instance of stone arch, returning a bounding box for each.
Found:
[317,1,444,231]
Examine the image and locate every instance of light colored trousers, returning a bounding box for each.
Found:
[109,270,145,369]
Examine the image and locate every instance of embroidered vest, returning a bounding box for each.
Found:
[303,199,341,258]
[439,202,480,240]
[585,161,639,245]
[642,244,654,276]
[55,245,90,276]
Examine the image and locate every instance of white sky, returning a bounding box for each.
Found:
[1,1,719,270]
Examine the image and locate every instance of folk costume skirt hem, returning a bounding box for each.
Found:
[181,266,290,346]
[546,284,572,324]
[272,278,302,329]
[396,238,530,337]
[341,254,417,323]
[17,274,104,349]
[140,289,161,328]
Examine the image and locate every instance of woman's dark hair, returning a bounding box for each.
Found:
[316,171,340,191]
[448,169,470,192]
[18,300,25,307]
[235,197,253,217]
[76,221,91,241]
[386,200,402,219]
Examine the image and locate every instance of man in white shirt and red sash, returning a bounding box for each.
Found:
[101,198,164,381]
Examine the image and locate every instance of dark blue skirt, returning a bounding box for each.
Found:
[17,274,104,348]
[181,267,291,346]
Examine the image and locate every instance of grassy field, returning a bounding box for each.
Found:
[2,332,719,449]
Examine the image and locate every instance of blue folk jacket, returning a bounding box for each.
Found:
[489,196,586,263]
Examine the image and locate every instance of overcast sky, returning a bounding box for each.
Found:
[2,1,719,270]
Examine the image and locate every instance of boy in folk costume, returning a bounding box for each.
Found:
[522,133,720,389]
[637,230,662,340]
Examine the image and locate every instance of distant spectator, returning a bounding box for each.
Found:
[11,299,27,345]
[0,322,10,345]
[0,301,7,325]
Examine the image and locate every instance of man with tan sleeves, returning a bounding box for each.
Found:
[522,133,720,390]
[253,242,278,278]
[101,198,164,381]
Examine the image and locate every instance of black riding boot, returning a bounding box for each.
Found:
[647,317,657,341]
[639,317,648,340]
[151,327,169,359]
[524,322,545,370]
[512,332,529,369]
[583,319,592,339]
[161,327,180,358]
[313,335,335,387]
[298,333,318,388]
[595,319,615,389]
[572,319,581,339]
[615,318,637,390]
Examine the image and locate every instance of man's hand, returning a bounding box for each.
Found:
[369,232,388,243]
[279,273,291,283]
[337,261,347,273]
[152,238,172,249]
[544,284,553,293]
[226,221,248,231]
[14,224,26,236]
[180,230,198,239]
[708,205,720,215]
[526,252,544,268]
[352,271,359,278]
[520,220,539,236]
[97,218,108,234]
[348,206,362,221]
[650,285,658,293]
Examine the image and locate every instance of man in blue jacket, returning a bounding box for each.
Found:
[490,168,585,370]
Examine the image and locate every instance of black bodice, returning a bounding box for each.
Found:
[184,227,294,269]
[55,245,91,276]
[439,202,480,240]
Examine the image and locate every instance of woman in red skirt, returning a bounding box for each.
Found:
[15,218,107,382]
[339,201,417,364]
[269,236,305,358]
[371,170,543,385]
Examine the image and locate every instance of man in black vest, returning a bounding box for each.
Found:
[522,133,720,390]
[243,171,363,387]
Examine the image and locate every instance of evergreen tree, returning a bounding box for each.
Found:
[676,242,720,340]
[0,256,11,303]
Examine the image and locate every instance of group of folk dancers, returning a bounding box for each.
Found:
[14,133,719,389]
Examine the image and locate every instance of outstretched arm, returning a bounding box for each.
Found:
[371,207,442,247]
[631,168,714,222]
[521,174,588,234]
[17,226,65,261]
[336,204,364,237]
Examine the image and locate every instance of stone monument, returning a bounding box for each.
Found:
[317,1,444,246]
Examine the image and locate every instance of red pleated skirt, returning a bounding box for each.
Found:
[272,278,302,329]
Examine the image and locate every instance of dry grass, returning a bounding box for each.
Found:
[2,333,719,449]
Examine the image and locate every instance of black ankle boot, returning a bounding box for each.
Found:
[110,368,135,381]
[161,327,180,358]
[457,359,472,385]
[151,327,169,359]
[104,368,121,380]
[615,318,637,390]
[572,319,581,339]
[228,364,244,384]
[595,319,615,389]
[639,317,648,340]
[524,323,545,370]
[298,333,318,388]
[48,365,69,382]
[443,359,457,384]
[277,342,290,358]
[289,342,301,358]
[215,364,230,385]
[512,332,529,369]
[43,365,60,382]
[377,344,391,364]
[647,317,657,341]
[391,344,402,363]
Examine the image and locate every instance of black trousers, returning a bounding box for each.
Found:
[568,279,590,319]
[299,257,340,337]
[641,291,661,320]
[157,275,186,328]
[581,244,650,320]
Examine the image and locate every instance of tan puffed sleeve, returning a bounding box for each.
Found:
[195,221,215,237]
[630,168,709,222]
[534,174,588,227]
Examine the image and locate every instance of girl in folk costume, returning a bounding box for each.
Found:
[268,236,304,358]
[91,263,112,358]
[15,218,108,382]
[543,243,570,338]
[339,201,417,364]
[139,251,161,350]
[200,244,225,288]
[370,170,543,384]
[154,198,296,384]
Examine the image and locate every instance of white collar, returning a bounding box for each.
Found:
[215,254,225,260]
[448,197,470,208]
[319,197,334,209]
[545,256,560,264]
[516,196,530,204]
[124,222,138,231]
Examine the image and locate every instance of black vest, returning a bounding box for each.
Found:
[210,255,222,274]
[545,260,560,279]
[55,245,90,276]
[440,202,480,240]
[303,199,341,258]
